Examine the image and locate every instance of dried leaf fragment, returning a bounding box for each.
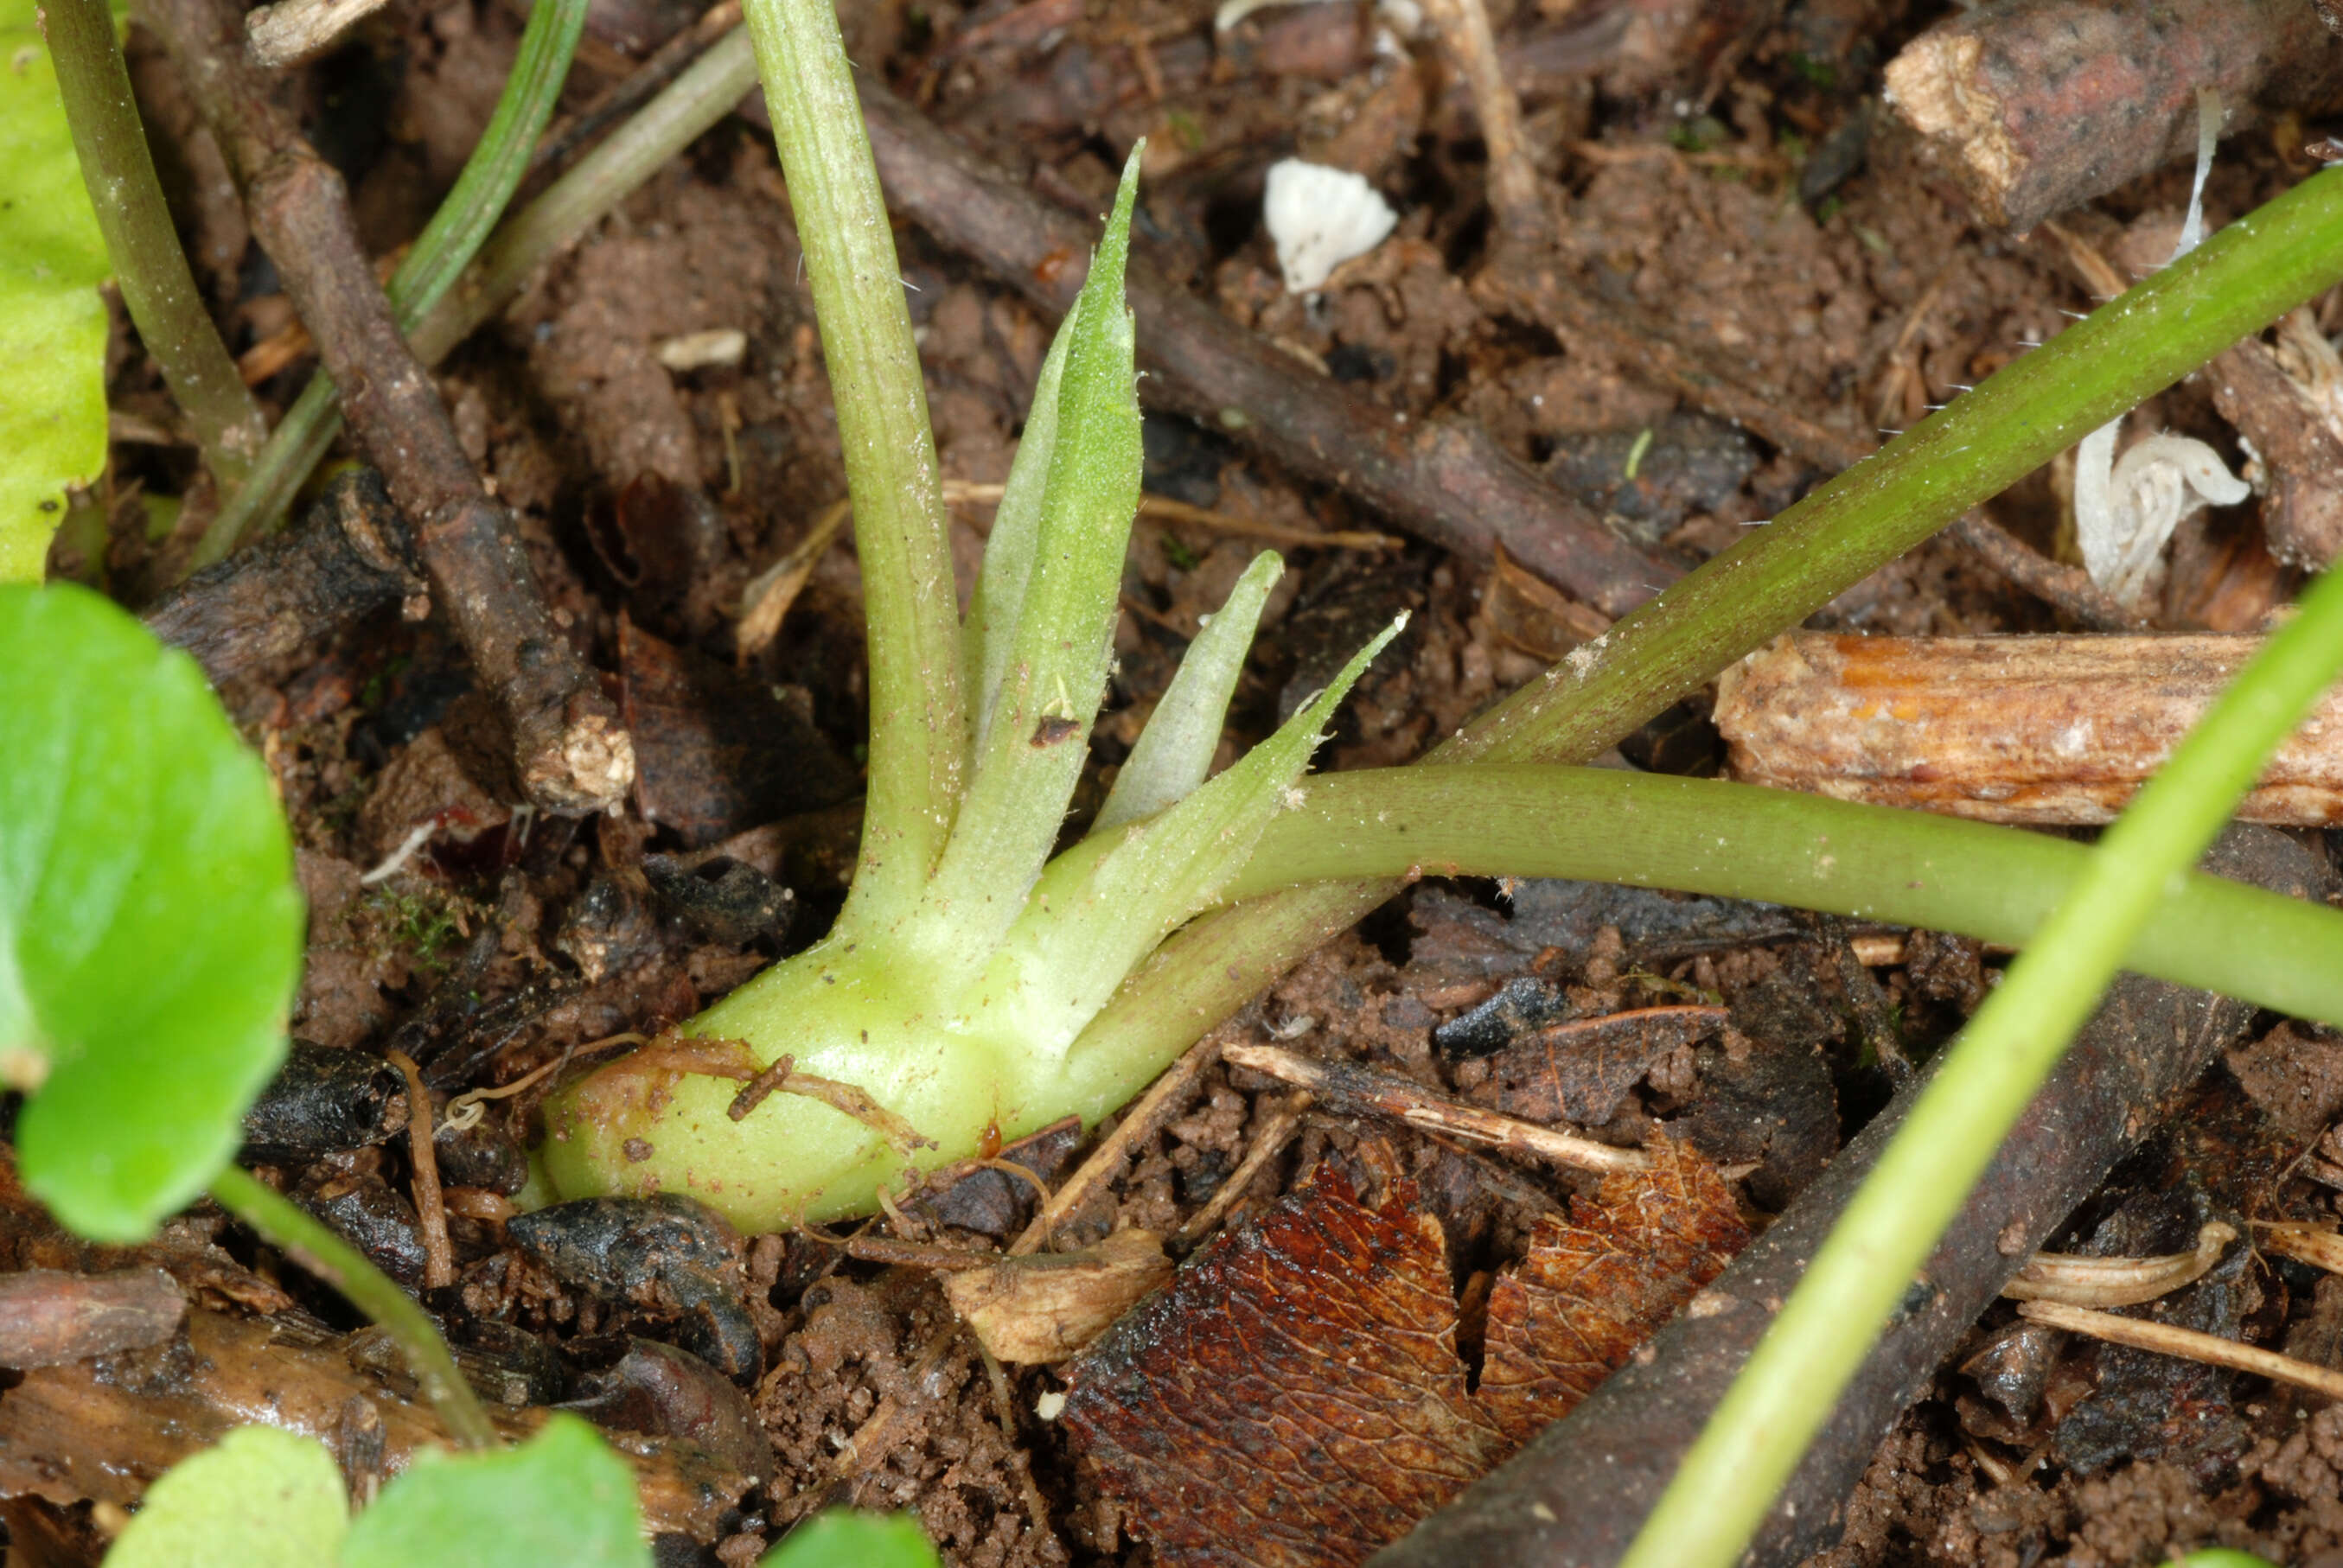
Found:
[1064,1142,1749,1567]
[941,1228,1173,1363]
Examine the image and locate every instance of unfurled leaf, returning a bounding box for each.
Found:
[103,1426,348,1568]
[760,1510,941,1568]
[0,584,302,1241]
[0,0,112,579]
[1063,1140,1749,1567]
[340,1414,648,1568]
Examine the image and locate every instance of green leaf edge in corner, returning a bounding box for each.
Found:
[0,583,302,1241]
[104,1426,350,1568]
[0,0,113,581]
[339,1414,649,1568]
[759,1510,942,1568]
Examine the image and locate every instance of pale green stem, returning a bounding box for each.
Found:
[44,0,265,495]
[742,0,964,933]
[1227,765,2343,1027]
[188,0,593,569]
[210,1163,495,1449]
[1620,556,2343,1568]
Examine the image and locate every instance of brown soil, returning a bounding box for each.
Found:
[49,0,2343,1565]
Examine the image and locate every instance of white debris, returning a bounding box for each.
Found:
[655,328,748,373]
[1216,0,1420,35]
[1263,159,1398,294]
[1034,1390,1067,1421]
[2073,423,2250,605]
[2172,88,2225,261]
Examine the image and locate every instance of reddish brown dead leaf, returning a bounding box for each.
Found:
[1063,1169,1503,1568]
[1063,1140,1751,1567]
[1478,1141,1752,1445]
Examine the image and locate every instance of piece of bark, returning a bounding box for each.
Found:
[1715,630,2343,825]
[0,1269,185,1368]
[0,1304,752,1539]
[2212,334,2343,570]
[846,82,1675,621]
[137,0,633,816]
[1375,825,2327,1568]
[143,468,423,683]
[1882,0,2343,233]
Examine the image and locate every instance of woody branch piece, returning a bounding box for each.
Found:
[1714,631,2343,826]
[1884,0,2343,233]
[137,0,633,816]
[848,81,1674,621]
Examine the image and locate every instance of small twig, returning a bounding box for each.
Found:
[144,0,629,815]
[2019,1297,2343,1401]
[840,1234,999,1271]
[943,480,1403,554]
[207,1165,495,1447]
[244,0,393,67]
[1172,1090,1309,1246]
[2003,1221,2236,1307]
[386,1049,455,1291]
[1008,1031,1224,1256]
[1221,1042,1651,1174]
[1947,512,2143,631]
[1420,0,1542,249]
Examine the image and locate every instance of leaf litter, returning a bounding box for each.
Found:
[1063,1138,1750,1566]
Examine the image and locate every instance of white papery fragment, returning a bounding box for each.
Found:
[2074,425,2250,605]
[1263,159,1398,294]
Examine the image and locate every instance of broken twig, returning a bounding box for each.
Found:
[2018,1297,2343,1402]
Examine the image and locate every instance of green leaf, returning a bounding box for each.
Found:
[0,583,301,1240]
[339,1414,648,1568]
[104,1426,349,1568]
[0,0,112,581]
[760,1511,941,1568]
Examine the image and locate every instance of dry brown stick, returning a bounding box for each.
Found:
[1945,512,2142,631]
[1885,0,2343,234]
[850,82,1676,621]
[1007,1031,1224,1257]
[384,1050,454,1291]
[1420,0,1542,248]
[2018,1297,2343,1401]
[138,0,633,817]
[1222,1042,1650,1175]
[1714,629,2343,825]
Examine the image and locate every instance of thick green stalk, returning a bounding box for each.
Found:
[1223,766,2343,1026]
[189,0,592,568]
[1067,167,2343,1112]
[209,1164,495,1449]
[1619,537,2343,1567]
[43,0,265,494]
[742,0,964,932]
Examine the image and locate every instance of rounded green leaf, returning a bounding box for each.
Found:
[0,583,301,1240]
[760,1511,941,1568]
[340,1414,648,1568]
[0,0,112,578]
[105,1426,348,1568]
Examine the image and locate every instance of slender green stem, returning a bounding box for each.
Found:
[1073,166,2343,1119]
[1225,765,2343,1026]
[188,0,593,569]
[741,0,964,931]
[1621,551,2343,1568]
[43,0,265,494]
[209,1163,496,1450]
